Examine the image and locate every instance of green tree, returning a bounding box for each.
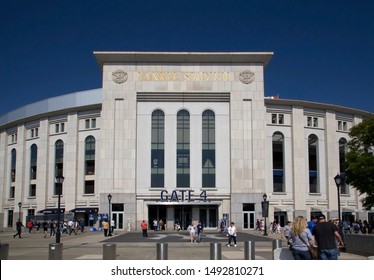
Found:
[345,117,374,210]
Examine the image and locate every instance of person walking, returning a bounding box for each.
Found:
[13,219,24,238]
[282,221,292,248]
[42,220,48,238]
[111,219,115,233]
[141,220,148,237]
[226,222,237,247]
[196,220,204,243]
[288,216,314,260]
[188,223,196,243]
[49,220,56,238]
[102,219,109,236]
[312,214,344,260]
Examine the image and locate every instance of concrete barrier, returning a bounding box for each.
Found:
[345,234,374,256]
[49,243,63,260]
[210,243,222,260]
[0,243,9,260]
[103,243,116,260]
[273,248,294,260]
[157,243,168,260]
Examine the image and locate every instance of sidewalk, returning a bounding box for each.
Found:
[0,228,368,260]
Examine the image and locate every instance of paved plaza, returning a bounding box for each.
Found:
[0,228,368,260]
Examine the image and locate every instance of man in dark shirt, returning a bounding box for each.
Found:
[196,221,204,243]
[312,214,344,260]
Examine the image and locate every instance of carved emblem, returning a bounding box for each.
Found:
[112,70,128,84]
[239,70,255,84]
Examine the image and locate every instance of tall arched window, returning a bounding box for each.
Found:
[30,144,38,180]
[151,110,165,188]
[272,132,284,192]
[55,140,64,195]
[84,136,96,194]
[85,136,96,175]
[339,138,348,194]
[29,144,38,197]
[10,149,16,198]
[202,110,215,188]
[308,135,319,193]
[177,109,190,188]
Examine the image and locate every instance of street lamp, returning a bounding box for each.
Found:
[18,202,22,221]
[107,194,112,236]
[261,194,269,236]
[55,175,64,243]
[334,174,343,232]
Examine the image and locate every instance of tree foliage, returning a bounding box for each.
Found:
[345,117,374,210]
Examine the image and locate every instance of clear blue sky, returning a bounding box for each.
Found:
[1,0,373,116]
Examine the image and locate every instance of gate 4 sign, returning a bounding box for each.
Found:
[160,190,207,202]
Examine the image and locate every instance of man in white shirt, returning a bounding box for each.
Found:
[226,222,237,247]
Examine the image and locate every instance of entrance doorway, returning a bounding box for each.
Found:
[274,211,287,227]
[175,206,192,230]
[243,211,255,229]
[148,205,167,230]
[112,203,124,230]
[200,206,218,228]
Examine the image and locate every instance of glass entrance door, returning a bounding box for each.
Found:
[175,206,192,230]
[112,212,124,230]
[243,211,255,229]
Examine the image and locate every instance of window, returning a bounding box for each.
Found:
[27,209,35,217]
[84,180,95,194]
[339,138,348,194]
[84,118,97,129]
[10,149,16,197]
[308,135,318,193]
[272,132,284,192]
[176,109,190,188]
[55,123,65,133]
[271,114,277,124]
[30,128,39,138]
[271,114,284,125]
[337,121,348,131]
[11,149,16,183]
[29,184,36,197]
[151,110,165,188]
[54,140,64,195]
[313,117,318,127]
[30,144,37,180]
[85,136,96,175]
[11,133,17,143]
[307,117,312,127]
[202,110,215,188]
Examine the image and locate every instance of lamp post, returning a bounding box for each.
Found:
[334,174,343,232]
[107,194,112,236]
[261,194,269,236]
[18,202,22,222]
[55,175,64,243]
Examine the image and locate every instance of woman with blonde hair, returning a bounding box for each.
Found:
[289,216,314,260]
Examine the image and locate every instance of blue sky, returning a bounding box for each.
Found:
[1,0,373,116]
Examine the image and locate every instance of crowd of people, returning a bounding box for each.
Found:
[14,219,87,239]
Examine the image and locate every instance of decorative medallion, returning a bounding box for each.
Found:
[112,70,128,84]
[239,70,255,84]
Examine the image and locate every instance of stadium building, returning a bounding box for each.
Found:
[0,52,373,231]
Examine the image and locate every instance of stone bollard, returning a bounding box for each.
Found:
[210,242,222,260]
[272,240,282,260]
[157,243,168,260]
[368,256,374,260]
[0,243,10,260]
[49,243,63,260]
[103,243,116,260]
[244,241,255,260]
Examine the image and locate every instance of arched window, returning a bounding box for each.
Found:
[272,132,284,192]
[85,136,96,175]
[202,110,215,188]
[10,149,16,198]
[84,136,96,194]
[177,109,190,188]
[30,144,38,180]
[308,135,319,193]
[151,110,165,188]
[55,140,64,195]
[339,138,348,194]
[29,144,38,197]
